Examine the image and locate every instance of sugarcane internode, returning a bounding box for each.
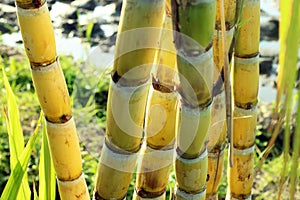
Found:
[234,0,260,58]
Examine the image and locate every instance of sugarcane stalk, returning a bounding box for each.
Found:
[15,1,89,199]
[206,0,237,197]
[134,3,178,197]
[94,0,166,199]
[206,92,227,199]
[171,0,216,198]
[135,146,174,199]
[228,0,260,199]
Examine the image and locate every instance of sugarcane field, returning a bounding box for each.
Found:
[0,0,300,199]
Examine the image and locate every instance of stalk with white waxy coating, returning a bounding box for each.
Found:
[94,0,166,199]
[134,2,178,198]
[171,0,216,198]
[229,0,260,199]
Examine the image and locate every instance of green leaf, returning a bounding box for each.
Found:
[0,114,42,200]
[39,118,56,200]
[276,0,300,199]
[2,67,31,199]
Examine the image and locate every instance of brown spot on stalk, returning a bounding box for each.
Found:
[171,0,180,49]
[213,67,225,97]
[75,189,87,199]
[152,76,174,93]
[93,191,106,200]
[33,0,42,8]
[60,114,71,123]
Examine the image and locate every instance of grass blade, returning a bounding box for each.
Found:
[0,114,42,200]
[2,67,31,199]
[276,0,300,199]
[39,118,56,200]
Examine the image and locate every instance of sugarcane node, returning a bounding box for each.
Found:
[208,143,226,156]
[93,191,125,200]
[176,146,207,159]
[44,114,71,124]
[152,76,174,93]
[16,0,45,9]
[136,187,166,199]
[59,114,72,123]
[105,137,141,154]
[111,70,149,87]
[231,193,252,200]
[176,186,207,198]
[232,145,255,155]
[30,57,57,70]
[235,52,260,59]
[235,101,257,110]
[215,21,232,31]
[147,142,175,151]
[178,89,213,111]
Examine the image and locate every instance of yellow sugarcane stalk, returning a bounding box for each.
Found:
[134,3,178,197]
[15,1,89,199]
[234,0,260,57]
[206,92,226,199]
[233,55,259,109]
[94,141,139,199]
[206,0,236,197]
[113,0,166,85]
[229,0,260,199]
[94,0,166,199]
[213,27,234,81]
[135,146,174,198]
[16,1,56,66]
[215,0,237,29]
